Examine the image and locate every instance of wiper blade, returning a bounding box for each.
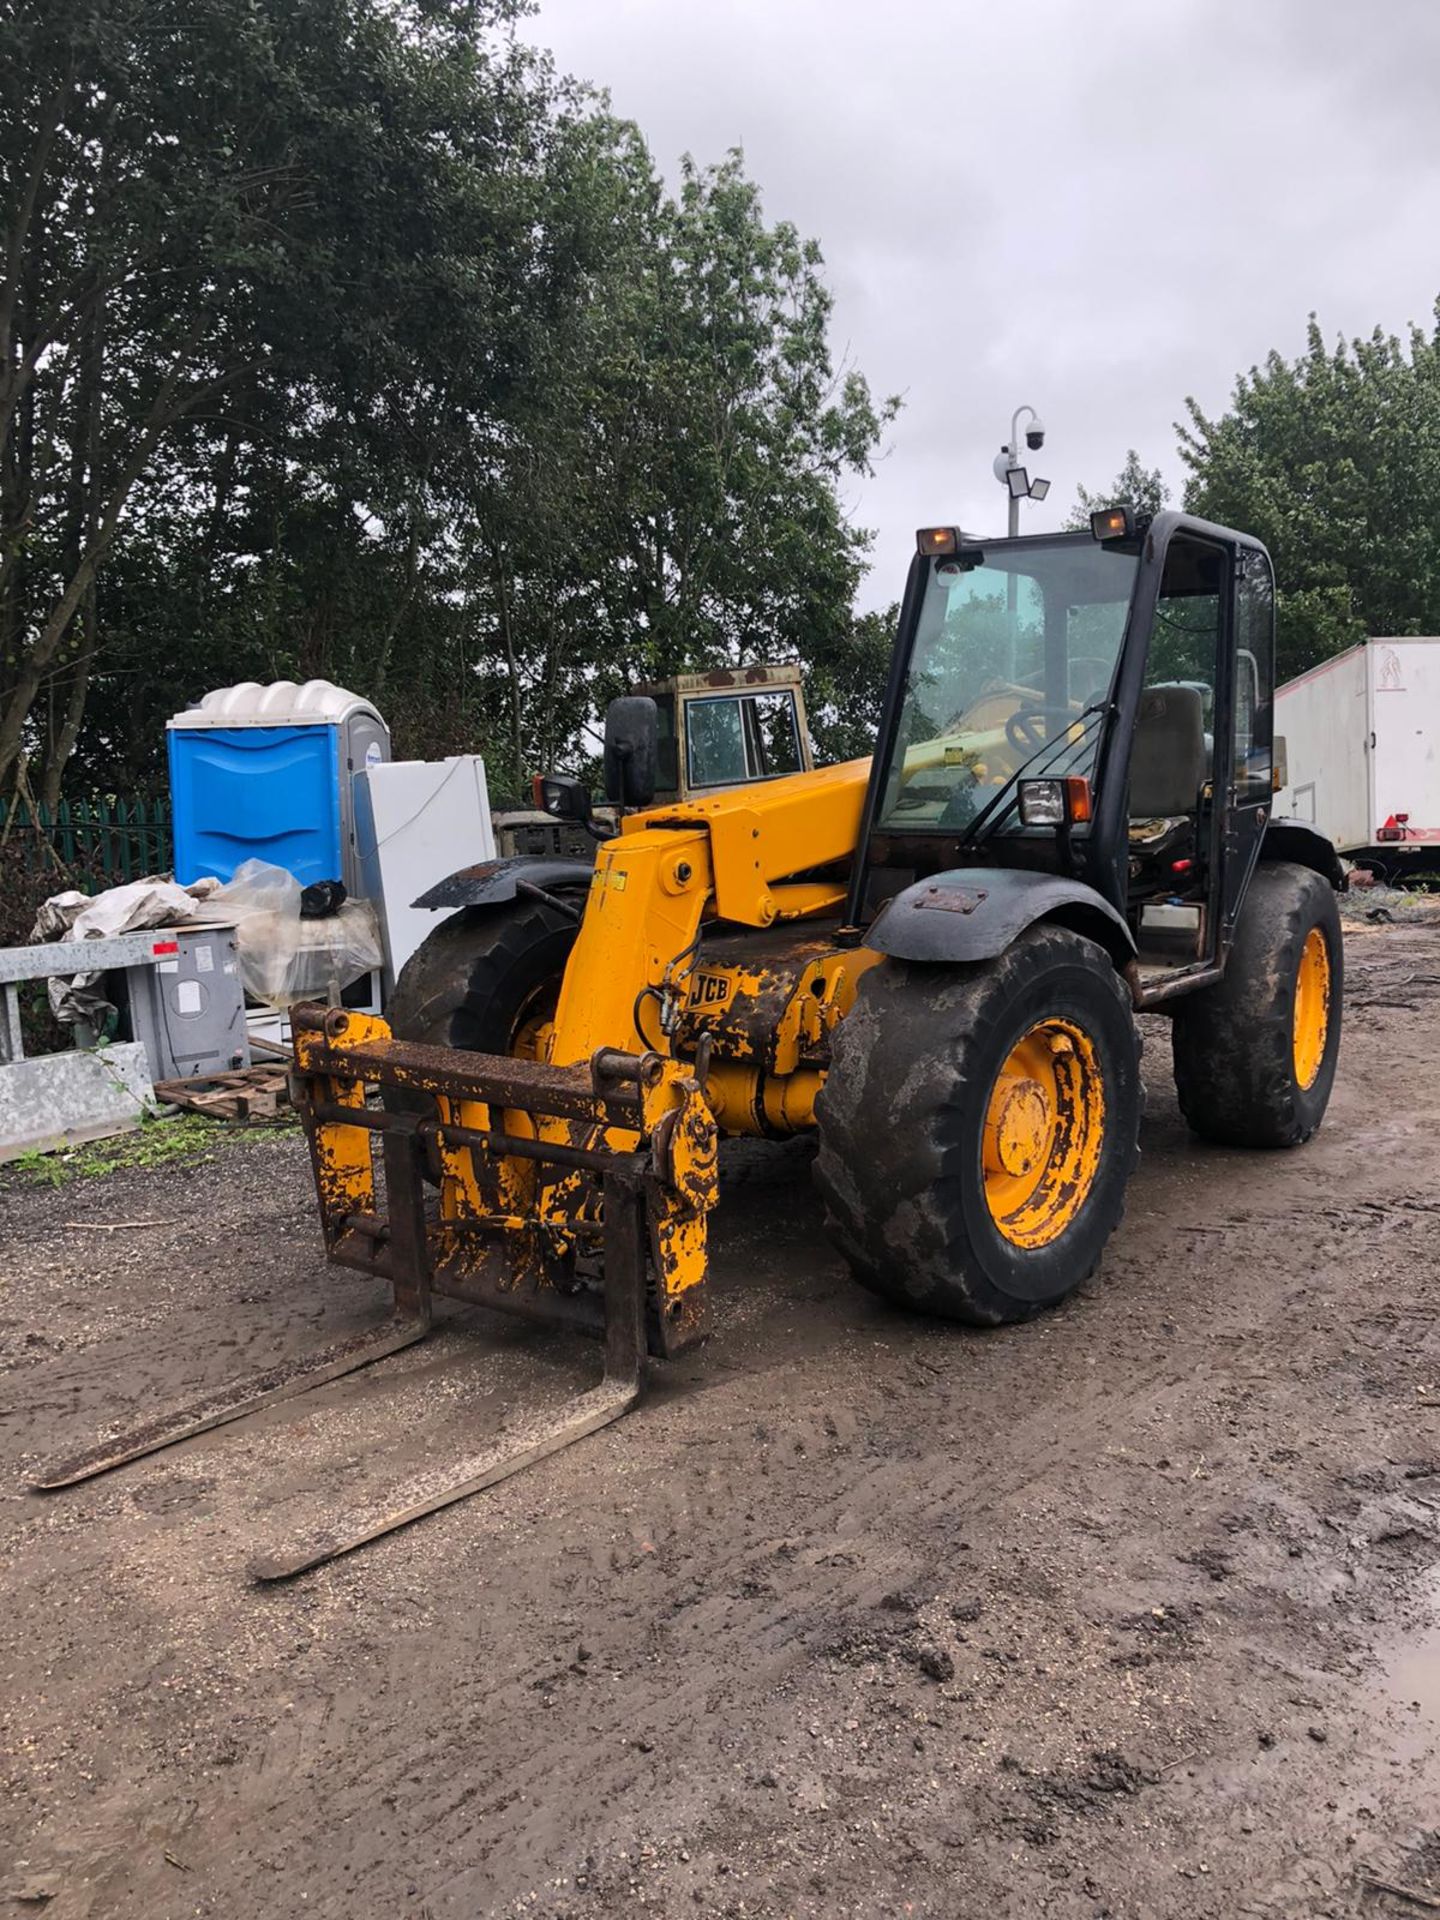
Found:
[961,704,1109,851]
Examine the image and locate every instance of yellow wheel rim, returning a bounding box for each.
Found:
[1292,926,1331,1091]
[982,1018,1107,1249]
[510,984,559,1063]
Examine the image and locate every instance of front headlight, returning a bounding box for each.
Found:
[1018,779,1066,827]
[1018,776,1092,827]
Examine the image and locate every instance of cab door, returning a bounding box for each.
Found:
[1216,544,1277,954]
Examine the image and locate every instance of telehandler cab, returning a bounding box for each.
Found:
[36,507,1344,1579]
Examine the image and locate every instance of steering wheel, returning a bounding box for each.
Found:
[1005,705,1073,752]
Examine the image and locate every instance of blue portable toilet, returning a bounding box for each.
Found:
[168,680,391,890]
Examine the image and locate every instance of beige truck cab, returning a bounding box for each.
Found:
[640,664,814,803]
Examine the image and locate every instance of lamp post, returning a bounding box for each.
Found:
[993,404,1051,536]
[994,406,1051,642]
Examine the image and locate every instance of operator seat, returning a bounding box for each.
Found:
[1129,684,1206,819]
[1127,684,1207,893]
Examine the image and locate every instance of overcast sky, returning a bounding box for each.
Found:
[523,0,1440,608]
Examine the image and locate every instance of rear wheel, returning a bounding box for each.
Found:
[387,897,578,1060]
[814,926,1142,1327]
[1171,859,1341,1147]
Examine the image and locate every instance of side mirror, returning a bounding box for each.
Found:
[1272,734,1288,792]
[532,773,593,825]
[603,695,659,808]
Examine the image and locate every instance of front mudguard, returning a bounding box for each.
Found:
[867,868,1135,967]
[413,855,595,913]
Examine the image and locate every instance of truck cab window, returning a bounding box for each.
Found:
[685,689,802,789]
[745,690,802,777]
[1131,535,1222,827]
[686,697,748,787]
[1127,535,1223,921]
[654,694,680,793]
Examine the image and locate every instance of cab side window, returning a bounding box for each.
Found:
[1234,548,1275,804]
[1129,535,1222,826]
[655,695,680,792]
[1148,536,1222,708]
[746,690,802,777]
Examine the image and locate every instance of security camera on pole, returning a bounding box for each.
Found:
[994,405,1051,634]
[994,405,1051,536]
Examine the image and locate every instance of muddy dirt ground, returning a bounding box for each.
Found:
[3,918,1440,1919]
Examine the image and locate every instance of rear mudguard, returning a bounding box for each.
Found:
[867,869,1135,966]
[1260,819,1344,890]
[413,855,595,913]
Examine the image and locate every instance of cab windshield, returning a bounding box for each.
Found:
[877,536,1140,837]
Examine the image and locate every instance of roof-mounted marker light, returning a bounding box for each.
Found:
[916,526,960,558]
[1090,505,1136,542]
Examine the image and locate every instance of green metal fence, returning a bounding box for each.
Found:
[0,795,172,889]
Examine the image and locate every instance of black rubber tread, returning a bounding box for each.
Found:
[1170,859,1342,1149]
[813,926,1142,1328]
[386,898,580,1057]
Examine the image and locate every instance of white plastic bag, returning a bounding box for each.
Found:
[211,860,382,1008]
[209,859,302,929]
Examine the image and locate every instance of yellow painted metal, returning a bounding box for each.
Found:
[677,944,883,1078]
[981,1018,1106,1249]
[703,1062,826,1135]
[645,1067,719,1307]
[621,758,869,929]
[548,826,711,1064]
[294,1009,386,1221]
[517,763,881,1304]
[1292,926,1331,1090]
[768,880,849,920]
[768,947,883,1074]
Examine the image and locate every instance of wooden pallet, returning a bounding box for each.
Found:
[153,1062,291,1122]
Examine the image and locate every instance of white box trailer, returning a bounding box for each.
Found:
[1276,636,1440,872]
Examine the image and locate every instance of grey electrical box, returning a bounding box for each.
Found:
[112,923,250,1081]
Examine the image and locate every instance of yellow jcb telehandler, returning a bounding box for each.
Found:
[36,507,1344,1578]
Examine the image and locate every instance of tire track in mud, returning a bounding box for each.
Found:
[174,1207,1373,1916]
[0,1275,393,1451]
[65,1250,1374,1910]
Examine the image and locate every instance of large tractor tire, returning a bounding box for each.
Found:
[1170,859,1341,1148]
[814,926,1142,1327]
[388,897,579,1060]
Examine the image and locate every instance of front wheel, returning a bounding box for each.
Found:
[814,927,1142,1327]
[1171,860,1342,1148]
[383,896,580,1150]
[387,896,579,1059]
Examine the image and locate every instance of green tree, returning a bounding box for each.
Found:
[3,7,898,809]
[1065,449,1170,530]
[451,144,899,792]
[805,605,895,763]
[0,0,553,800]
[1180,313,1440,681]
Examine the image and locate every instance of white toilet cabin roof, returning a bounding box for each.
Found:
[168,679,385,730]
